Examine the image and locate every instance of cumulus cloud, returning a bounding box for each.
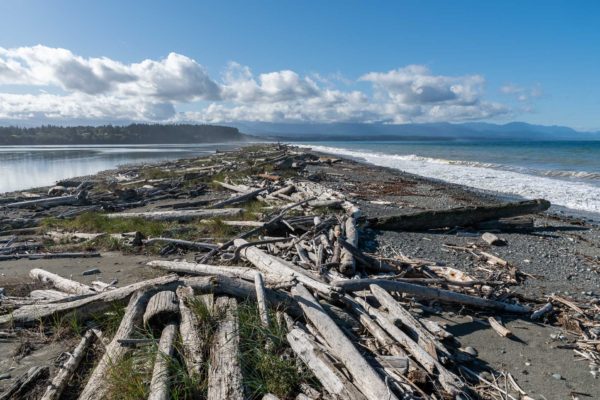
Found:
[500,83,543,102]
[0,45,519,124]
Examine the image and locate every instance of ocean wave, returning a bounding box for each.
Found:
[300,144,600,213]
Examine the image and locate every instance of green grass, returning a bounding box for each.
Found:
[43,212,172,237]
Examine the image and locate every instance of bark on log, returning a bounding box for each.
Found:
[254,272,270,327]
[148,323,178,400]
[286,327,367,400]
[367,199,551,231]
[30,268,95,296]
[333,278,530,313]
[339,217,357,276]
[106,208,243,221]
[143,290,179,332]
[177,286,204,378]
[0,275,179,328]
[78,289,154,400]
[234,239,335,297]
[291,284,400,400]
[40,330,96,400]
[207,296,244,400]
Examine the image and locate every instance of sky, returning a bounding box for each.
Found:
[0,0,598,130]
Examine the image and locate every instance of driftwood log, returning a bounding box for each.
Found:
[143,290,179,333]
[176,286,204,378]
[148,323,178,400]
[30,268,95,296]
[106,208,243,221]
[367,199,550,231]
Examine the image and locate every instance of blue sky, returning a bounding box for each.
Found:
[0,0,598,129]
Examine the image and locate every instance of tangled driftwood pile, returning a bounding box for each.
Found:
[1,144,596,399]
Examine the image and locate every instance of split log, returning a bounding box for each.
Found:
[333,278,530,313]
[368,199,551,231]
[148,323,178,400]
[207,297,244,400]
[147,260,293,285]
[286,327,367,400]
[339,217,357,275]
[209,187,267,208]
[143,290,179,331]
[40,330,96,400]
[234,238,335,297]
[78,289,154,400]
[254,272,270,327]
[177,286,204,378]
[106,208,243,221]
[291,284,400,400]
[352,296,464,395]
[370,284,450,358]
[0,275,179,328]
[30,268,95,296]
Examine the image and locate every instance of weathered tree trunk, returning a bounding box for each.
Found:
[291,284,400,400]
[40,330,96,400]
[78,289,154,400]
[209,187,266,208]
[207,297,244,400]
[144,237,218,250]
[106,208,243,221]
[29,289,71,301]
[0,275,179,328]
[254,272,269,327]
[176,286,204,378]
[30,268,95,296]
[143,290,179,332]
[339,217,357,276]
[286,327,367,400]
[367,199,551,231]
[6,194,81,209]
[333,278,530,313]
[148,323,178,400]
[234,239,335,297]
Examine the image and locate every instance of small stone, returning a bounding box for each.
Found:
[552,373,562,380]
[464,346,478,357]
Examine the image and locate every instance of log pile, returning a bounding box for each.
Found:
[0,144,566,400]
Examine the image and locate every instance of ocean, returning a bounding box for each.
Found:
[299,140,600,216]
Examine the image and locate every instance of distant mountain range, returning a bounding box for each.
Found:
[235,121,600,141]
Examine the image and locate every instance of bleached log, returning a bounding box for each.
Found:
[291,284,400,400]
[144,237,218,250]
[368,199,551,231]
[421,319,453,339]
[333,278,530,313]
[352,296,464,395]
[30,268,95,295]
[339,217,357,275]
[143,290,179,331]
[177,286,204,378]
[209,187,266,208]
[213,181,251,193]
[286,327,367,400]
[370,284,450,358]
[148,323,178,400]
[40,330,96,400]
[234,238,335,297]
[29,289,71,301]
[106,208,243,221]
[254,272,270,327]
[488,317,512,337]
[147,260,293,286]
[78,289,154,400]
[5,194,81,209]
[201,219,265,227]
[207,297,244,400]
[0,275,179,328]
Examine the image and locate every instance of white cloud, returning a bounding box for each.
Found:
[500,83,543,102]
[0,45,519,124]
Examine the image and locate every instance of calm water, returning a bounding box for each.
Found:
[301,140,600,214]
[0,143,242,194]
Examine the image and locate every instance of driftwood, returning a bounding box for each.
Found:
[143,290,180,331]
[0,252,100,261]
[144,237,218,251]
[30,268,95,296]
[291,284,400,400]
[148,323,178,400]
[333,278,530,313]
[29,289,71,301]
[0,274,179,327]
[207,296,244,400]
[254,272,270,327]
[106,208,243,221]
[5,194,82,209]
[531,302,553,320]
[177,286,204,378]
[209,187,267,208]
[40,330,97,400]
[339,217,357,275]
[0,366,49,400]
[488,317,512,337]
[78,289,153,400]
[367,199,551,231]
[286,326,367,400]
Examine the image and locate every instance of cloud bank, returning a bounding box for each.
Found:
[0,45,515,124]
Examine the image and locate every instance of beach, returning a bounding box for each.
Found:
[1,143,599,399]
